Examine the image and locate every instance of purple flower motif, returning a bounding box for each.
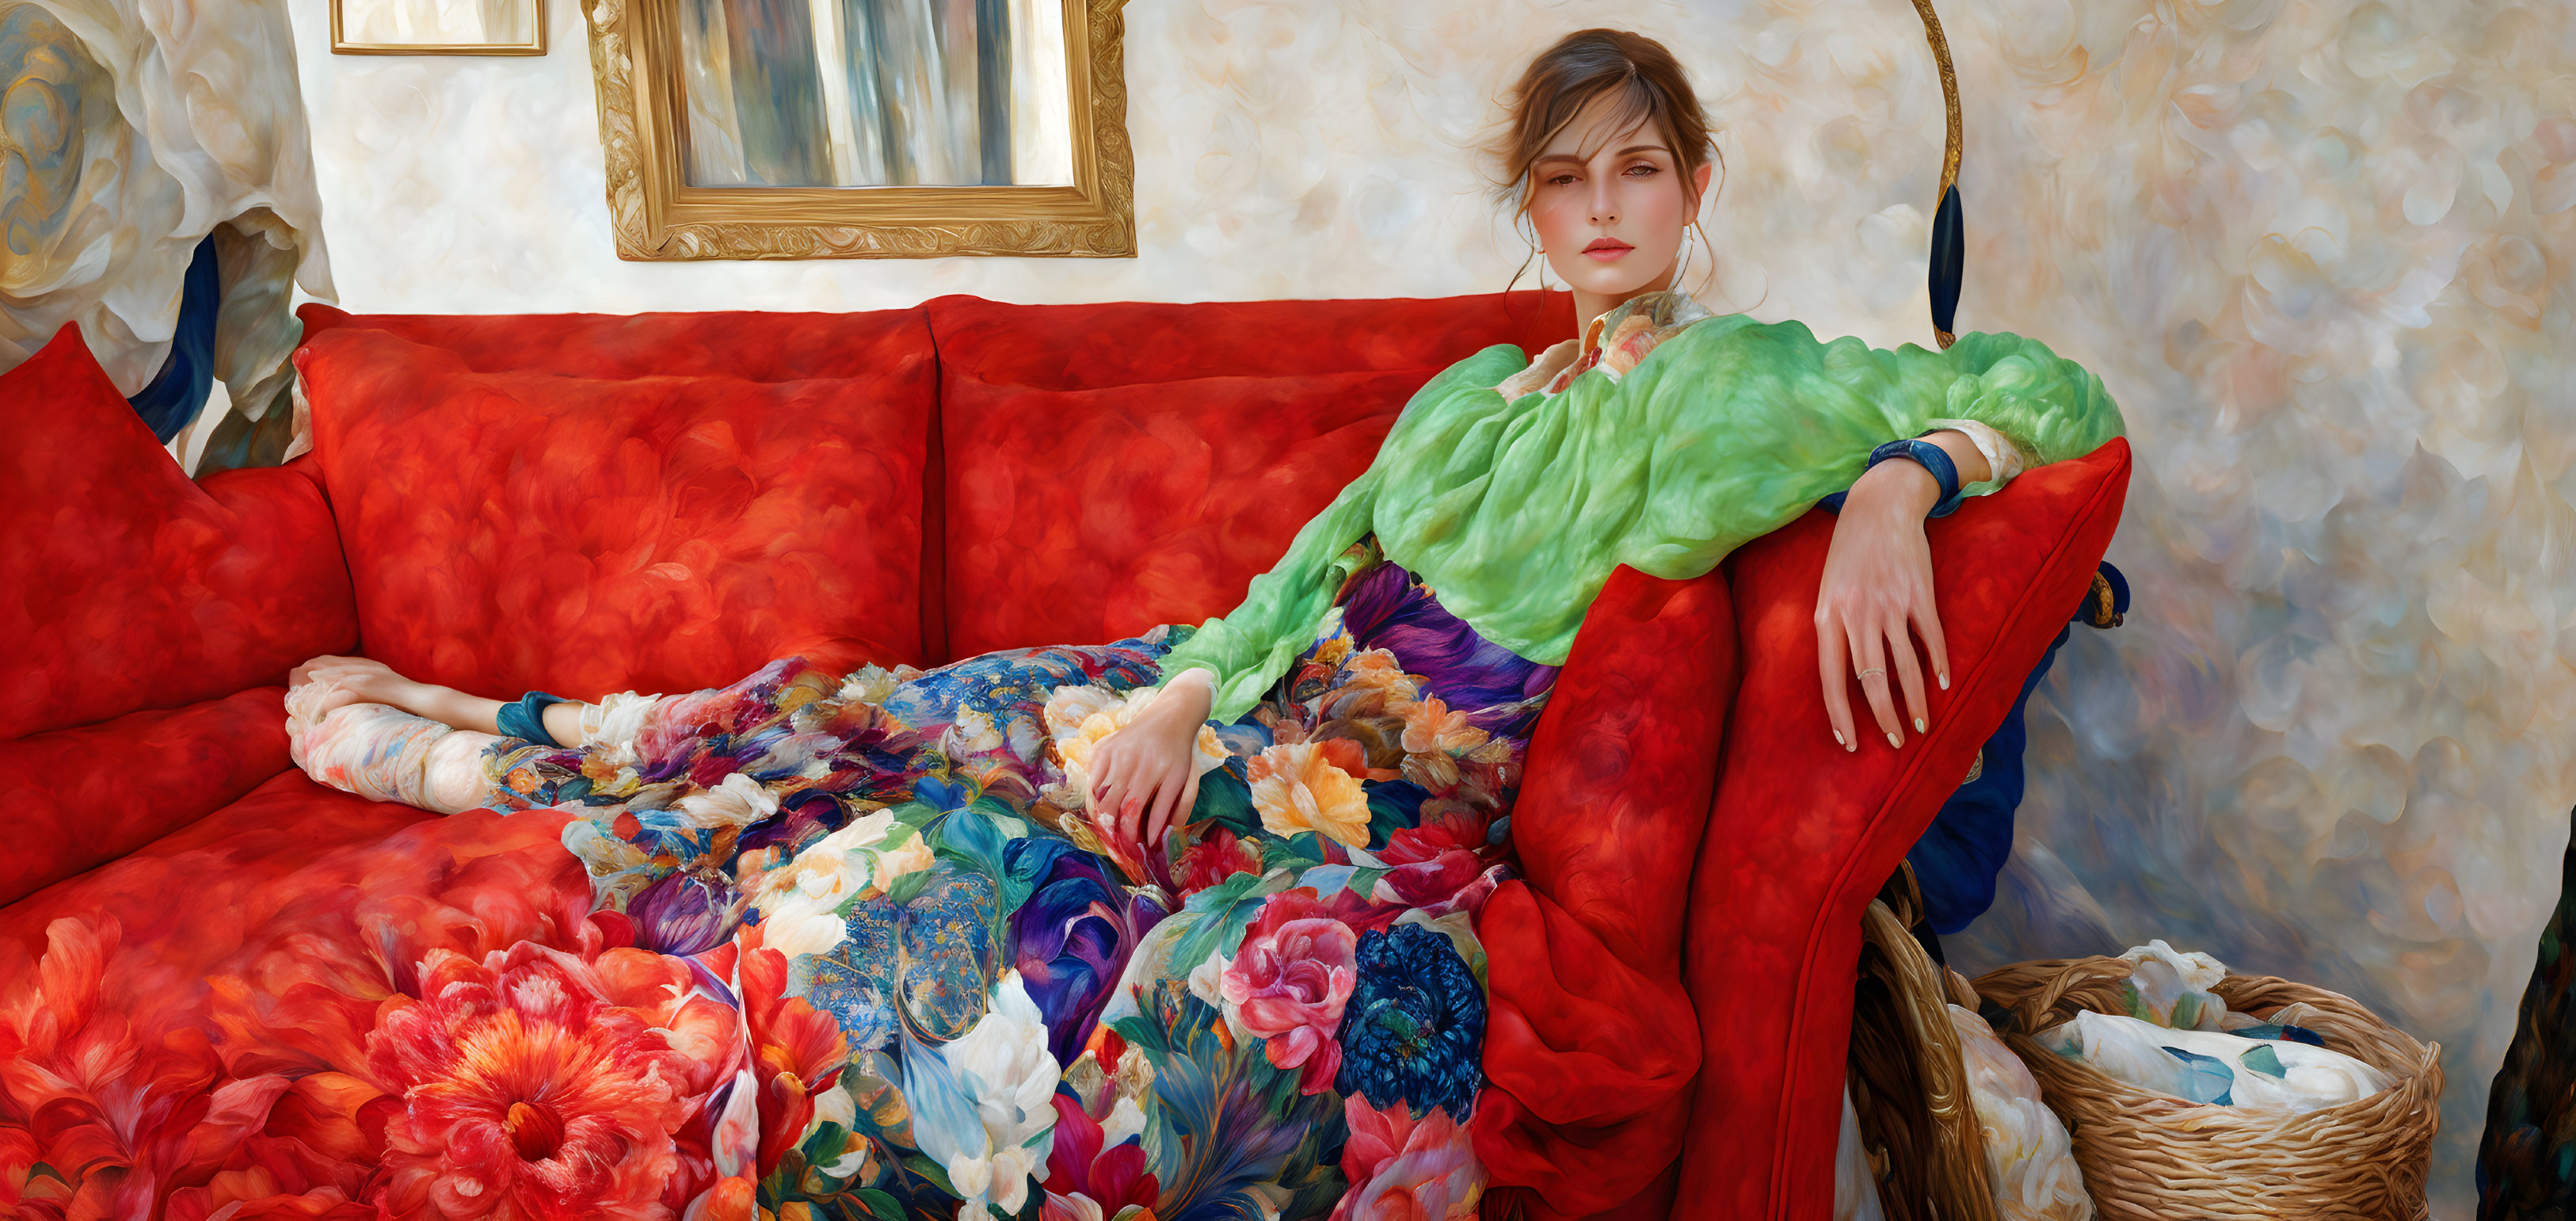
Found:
[1337,562,1557,730]
[628,871,737,956]
[1007,838,1168,1063]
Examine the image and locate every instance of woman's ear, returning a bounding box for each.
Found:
[1690,160,1715,209]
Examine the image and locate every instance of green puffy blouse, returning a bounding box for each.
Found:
[1160,303,2127,723]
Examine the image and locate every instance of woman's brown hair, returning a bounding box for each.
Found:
[1494,29,1721,292]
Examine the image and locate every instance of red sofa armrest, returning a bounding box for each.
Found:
[1674,439,2132,1219]
[1474,565,1737,1220]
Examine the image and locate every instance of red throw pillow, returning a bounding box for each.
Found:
[296,327,938,700]
[936,366,1434,658]
[0,322,356,740]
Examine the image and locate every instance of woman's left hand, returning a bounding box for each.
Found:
[1815,460,1951,752]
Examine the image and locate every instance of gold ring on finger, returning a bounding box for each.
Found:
[1857,667,1887,679]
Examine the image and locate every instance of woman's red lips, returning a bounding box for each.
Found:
[1581,238,1633,260]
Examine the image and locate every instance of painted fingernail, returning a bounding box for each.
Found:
[1939,673,1950,690]
[1833,730,1846,747]
[1887,731,1903,748]
[1914,717,1927,733]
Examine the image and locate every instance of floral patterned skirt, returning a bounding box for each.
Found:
[479,578,1538,1221]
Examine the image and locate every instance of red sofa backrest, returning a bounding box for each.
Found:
[923,292,1572,657]
[295,303,929,381]
[292,317,942,700]
[297,292,1575,681]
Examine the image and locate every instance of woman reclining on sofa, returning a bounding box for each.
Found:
[281,29,2124,1221]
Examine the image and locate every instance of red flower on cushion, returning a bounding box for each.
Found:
[1177,826,1262,895]
[734,923,852,1177]
[0,918,294,1221]
[365,941,723,1220]
[1042,1093,1159,1221]
[1330,1095,1484,1221]
[1217,889,1358,1095]
[1376,808,1492,908]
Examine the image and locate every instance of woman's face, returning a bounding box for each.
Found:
[1526,94,1714,302]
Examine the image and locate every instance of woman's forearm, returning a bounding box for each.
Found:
[1158,666,1216,724]
[414,685,504,735]
[406,685,593,745]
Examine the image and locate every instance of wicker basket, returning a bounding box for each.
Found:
[1846,868,1998,1221]
[1973,956,2442,1220]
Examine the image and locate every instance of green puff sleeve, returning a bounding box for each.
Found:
[1156,316,2124,719]
[1157,345,1534,723]
[1363,314,2126,669]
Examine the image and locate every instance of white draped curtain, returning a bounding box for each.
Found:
[0,0,330,472]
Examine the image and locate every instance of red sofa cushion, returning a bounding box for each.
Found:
[936,367,1435,657]
[295,303,932,382]
[0,324,357,740]
[1675,439,2132,1220]
[295,327,939,700]
[927,291,1576,658]
[0,770,596,1199]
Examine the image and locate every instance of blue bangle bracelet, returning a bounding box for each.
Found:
[1816,434,1967,518]
[497,691,569,746]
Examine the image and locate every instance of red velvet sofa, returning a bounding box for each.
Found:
[0,288,2128,1220]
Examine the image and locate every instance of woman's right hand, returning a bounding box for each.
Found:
[1088,669,1216,862]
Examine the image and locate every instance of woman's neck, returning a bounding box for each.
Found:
[1572,265,1681,341]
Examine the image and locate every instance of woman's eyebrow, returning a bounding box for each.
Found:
[1534,144,1674,165]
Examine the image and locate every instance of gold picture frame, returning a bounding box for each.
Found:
[331,0,547,55]
[577,0,1134,260]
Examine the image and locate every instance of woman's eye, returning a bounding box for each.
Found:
[1546,174,1578,186]
[1625,163,1660,177]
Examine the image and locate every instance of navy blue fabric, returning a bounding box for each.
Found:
[1907,563,2130,933]
[1816,433,1966,517]
[127,234,221,443]
[1907,623,2070,934]
[497,691,569,746]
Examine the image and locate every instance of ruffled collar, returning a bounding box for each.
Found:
[1498,290,1717,400]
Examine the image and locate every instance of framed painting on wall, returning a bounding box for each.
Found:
[330,0,547,55]
[579,0,1133,259]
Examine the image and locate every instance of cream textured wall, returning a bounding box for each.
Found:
[290,0,2576,1211]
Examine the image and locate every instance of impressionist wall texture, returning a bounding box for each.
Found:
[286,0,2574,1211]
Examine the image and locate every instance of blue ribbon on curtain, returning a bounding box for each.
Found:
[126,234,220,444]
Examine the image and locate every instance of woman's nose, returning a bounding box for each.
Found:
[1588,181,1618,223]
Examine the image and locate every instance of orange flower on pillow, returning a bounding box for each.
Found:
[1248,742,1373,848]
[1400,696,1486,754]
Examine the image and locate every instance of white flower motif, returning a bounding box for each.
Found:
[750,810,901,958]
[835,664,903,705]
[1187,948,1231,1011]
[936,971,1063,1218]
[1099,1096,1148,1149]
[944,705,1007,757]
[578,690,661,767]
[674,772,781,830]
